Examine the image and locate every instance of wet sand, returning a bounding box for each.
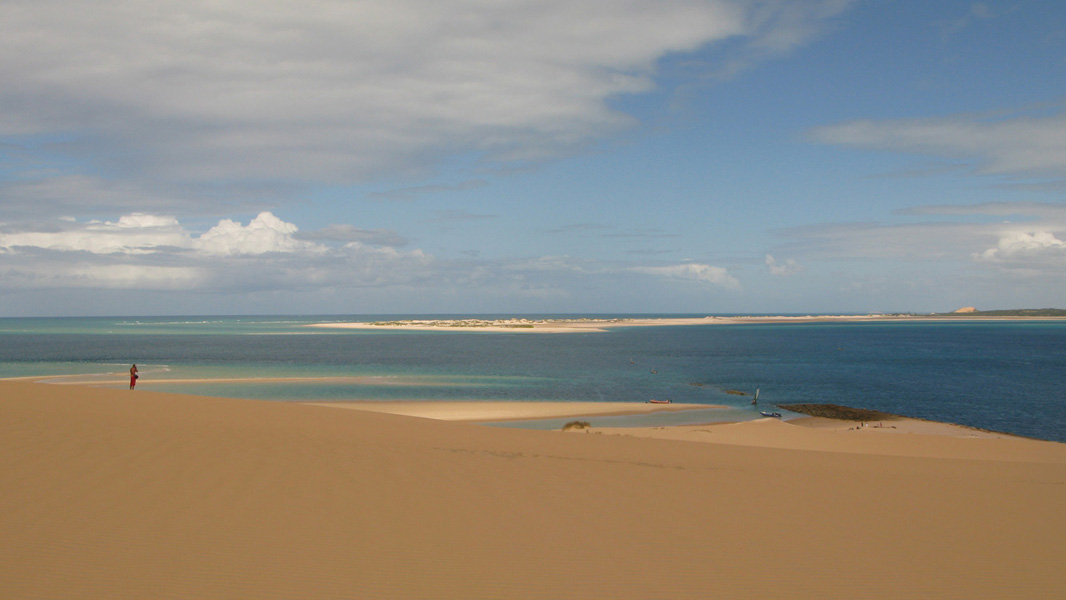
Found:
[2,380,1064,599]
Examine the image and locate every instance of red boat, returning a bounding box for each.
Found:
[647,399,671,404]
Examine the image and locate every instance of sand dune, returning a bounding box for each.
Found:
[2,380,1063,599]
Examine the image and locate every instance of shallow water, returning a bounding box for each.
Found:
[1,315,1063,441]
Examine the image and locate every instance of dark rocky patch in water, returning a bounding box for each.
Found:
[779,403,901,421]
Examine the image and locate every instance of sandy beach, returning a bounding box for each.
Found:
[307,313,1066,333]
[2,380,1064,599]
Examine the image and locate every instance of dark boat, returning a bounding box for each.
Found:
[647,399,671,404]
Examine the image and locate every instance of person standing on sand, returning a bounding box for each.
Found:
[129,364,139,390]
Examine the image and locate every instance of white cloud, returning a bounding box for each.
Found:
[0,211,326,257]
[0,1,853,187]
[977,231,1066,263]
[632,263,741,290]
[197,212,323,257]
[0,214,189,254]
[811,108,1066,178]
[765,254,802,276]
[0,212,429,291]
[771,203,1066,282]
[2,213,748,301]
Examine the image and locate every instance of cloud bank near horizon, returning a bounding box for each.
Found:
[0,213,742,310]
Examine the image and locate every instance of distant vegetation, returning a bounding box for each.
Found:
[934,308,1066,317]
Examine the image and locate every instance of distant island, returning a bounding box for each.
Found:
[307,309,1066,333]
[934,308,1066,317]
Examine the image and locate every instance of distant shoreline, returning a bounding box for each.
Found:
[306,312,1066,333]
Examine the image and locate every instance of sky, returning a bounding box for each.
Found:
[1,0,1065,316]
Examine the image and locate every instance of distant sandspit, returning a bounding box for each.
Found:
[307,313,1066,332]
[2,380,1064,599]
[308,400,724,421]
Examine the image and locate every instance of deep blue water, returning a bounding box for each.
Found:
[0,315,1063,442]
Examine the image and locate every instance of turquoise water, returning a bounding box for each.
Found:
[1,315,1063,442]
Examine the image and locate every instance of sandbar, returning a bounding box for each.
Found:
[308,400,723,421]
[2,380,1063,599]
[307,313,1066,333]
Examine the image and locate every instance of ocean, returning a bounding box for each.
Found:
[1,315,1063,442]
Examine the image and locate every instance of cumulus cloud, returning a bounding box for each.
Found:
[198,212,322,257]
[771,202,1066,282]
[765,254,802,275]
[810,107,1066,178]
[977,231,1066,263]
[0,214,190,255]
[0,212,745,303]
[0,0,853,189]
[0,212,429,291]
[632,263,741,290]
[0,211,326,257]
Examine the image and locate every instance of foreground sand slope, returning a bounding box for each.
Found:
[2,381,1063,599]
[604,416,1066,461]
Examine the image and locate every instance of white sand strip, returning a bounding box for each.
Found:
[308,400,723,421]
[306,314,1066,333]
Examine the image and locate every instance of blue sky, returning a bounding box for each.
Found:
[2,0,1065,316]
